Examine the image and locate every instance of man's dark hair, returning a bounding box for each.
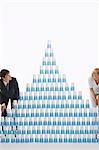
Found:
[0,69,10,78]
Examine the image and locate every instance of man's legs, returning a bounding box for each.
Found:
[1,100,9,117]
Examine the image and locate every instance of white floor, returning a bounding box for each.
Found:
[0,143,99,150]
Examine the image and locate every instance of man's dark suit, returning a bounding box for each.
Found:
[0,77,19,116]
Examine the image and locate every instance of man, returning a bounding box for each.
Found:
[0,69,19,117]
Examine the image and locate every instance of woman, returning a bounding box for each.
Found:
[88,68,99,107]
[0,69,19,117]
[88,68,99,139]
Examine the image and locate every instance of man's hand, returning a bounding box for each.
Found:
[1,103,6,112]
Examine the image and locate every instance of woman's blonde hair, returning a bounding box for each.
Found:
[92,68,99,77]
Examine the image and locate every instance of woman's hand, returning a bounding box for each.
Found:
[96,95,99,106]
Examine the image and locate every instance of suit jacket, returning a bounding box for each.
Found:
[0,77,19,106]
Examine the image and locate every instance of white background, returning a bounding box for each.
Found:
[0,0,99,99]
[0,0,99,149]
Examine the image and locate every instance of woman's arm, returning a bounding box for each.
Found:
[89,88,97,104]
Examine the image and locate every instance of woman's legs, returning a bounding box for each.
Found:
[96,95,99,136]
[90,98,98,139]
